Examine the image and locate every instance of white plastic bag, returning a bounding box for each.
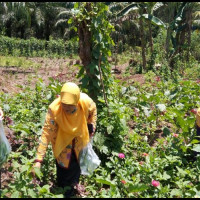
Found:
[0,117,11,168]
[79,138,101,176]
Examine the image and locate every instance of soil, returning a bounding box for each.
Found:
[0,58,145,93]
[0,57,80,94]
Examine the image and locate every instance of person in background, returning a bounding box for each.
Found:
[192,108,200,159]
[32,82,97,198]
[196,108,200,141]
[0,107,3,118]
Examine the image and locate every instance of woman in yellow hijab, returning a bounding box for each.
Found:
[33,82,97,197]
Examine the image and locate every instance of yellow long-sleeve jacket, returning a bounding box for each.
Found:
[35,93,97,169]
[197,108,200,127]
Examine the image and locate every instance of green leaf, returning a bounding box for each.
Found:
[162,171,171,180]
[100,145,108,154]
[170,189,182,197]
[190,139,200,144]
[176,166,187,176]
[141,106,151,117]
[11,191,20,198]
[3,104,10,111]
[116,3,138,17]
[156,104,166,112]
[97,33,102,42]
[192,144,200,152]
[163,127,171,136]
[128,184,149,192]
[39,185,50,194]
[77,66,85,78]
[74,2,79,9]
[141,14,166,28]
[68,18,73,24]
[33,167,43,180]
[88,63,98,74]
[21,165,29,173]
[28,189,37,198]
[46,93,52,100]
[107,125,114,134]
[105,162,113,168]
[95,178,115,187]
[80,76,89,87]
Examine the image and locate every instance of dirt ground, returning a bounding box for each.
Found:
[0,57,81,94]
[0,57,145,93]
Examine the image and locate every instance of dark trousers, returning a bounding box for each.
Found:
[192,125,200,158]
[56,150,81,198]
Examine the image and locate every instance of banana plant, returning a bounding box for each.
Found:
[115,2,166,71]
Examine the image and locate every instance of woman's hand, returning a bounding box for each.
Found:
[31,162,41,177]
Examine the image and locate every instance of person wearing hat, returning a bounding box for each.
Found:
[33,82,97,197]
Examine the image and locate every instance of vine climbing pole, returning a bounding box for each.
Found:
[70,2,115,104]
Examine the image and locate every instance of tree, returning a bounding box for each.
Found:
[68,2,114,103]
[55,3,75,39]
[116,2,165,71]
[31,2,67,40]
[0,2,71,40]
[0,2,32,38]
[143,2,164,53]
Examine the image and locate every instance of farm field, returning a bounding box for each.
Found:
[1,2,200,198]
[0,54,200,198]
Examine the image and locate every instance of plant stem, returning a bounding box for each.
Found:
[98,53,109,109]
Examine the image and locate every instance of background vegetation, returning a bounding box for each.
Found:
[0,2,200,198]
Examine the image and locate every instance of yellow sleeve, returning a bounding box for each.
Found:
[196,108,200,127]
[87,101,97,130]
[80,93,97,131]
[35,109,57,162]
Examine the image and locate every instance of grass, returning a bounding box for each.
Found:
[0,56,41,69]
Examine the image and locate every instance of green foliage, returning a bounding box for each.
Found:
[0,36,78,58]
[0,68,200,198]
[1,2,200,197]
[81,74,200,198]
[70,2,114,102]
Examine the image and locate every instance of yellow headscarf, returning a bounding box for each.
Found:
[49,82,89,158]
[60,82,80,105]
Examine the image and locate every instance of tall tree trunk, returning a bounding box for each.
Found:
[148,21,153,53]
[187,9,192,61]
[45,22,50,41]
[165,27,172,58]
[78,3,92,69]
[175,30,180,53]
[139,17,146,71]
[78,20,92,68]
[179,29,186,55]
[165,3,175,58]
[77,3,97,99]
